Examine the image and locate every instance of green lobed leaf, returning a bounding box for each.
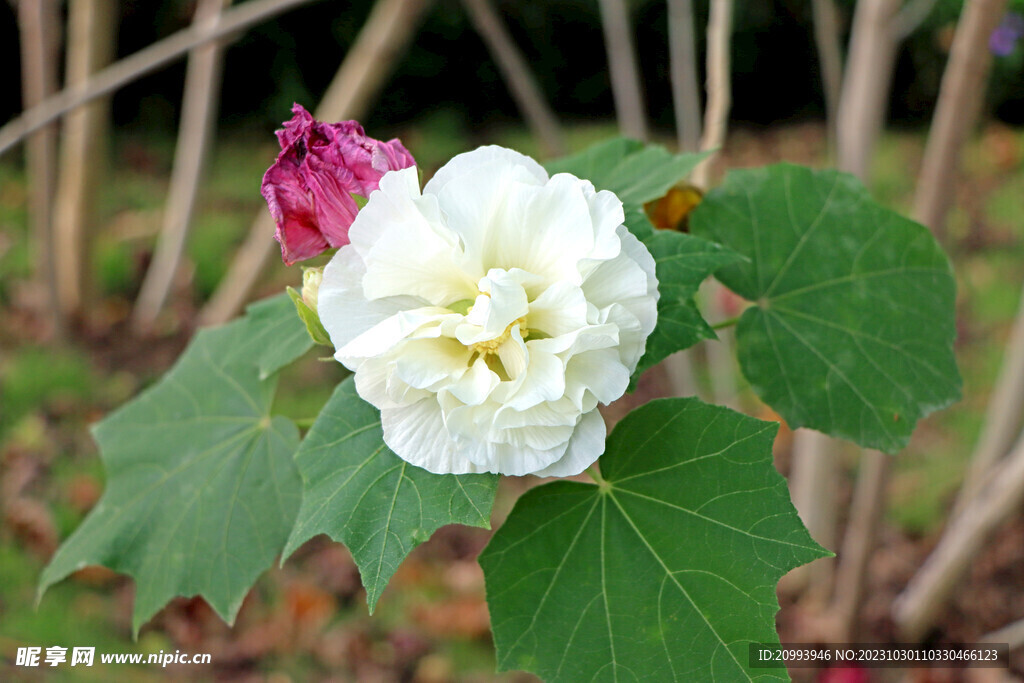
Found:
[480,398,828,681]
[545,138,707,207]
[690,164,961,452]
[282,377,499,612]
[39,299,304,634]
[547,140,735,384]
[246,292,315,378]
[633,217,745,382]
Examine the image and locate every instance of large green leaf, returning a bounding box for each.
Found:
[546,138,706,207]
[690,164,961,452]
[39,299,305,633]
[547,140,737,382]
[480,398,828,681]
[246,292,315,377]
[634,224,744,381]
[282,377,499,611]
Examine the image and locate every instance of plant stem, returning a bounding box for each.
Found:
[712,316,739,330]
[586,466,607,488]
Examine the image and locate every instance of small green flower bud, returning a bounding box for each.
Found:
[302,267,323,313]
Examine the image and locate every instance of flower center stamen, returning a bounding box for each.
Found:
[470,317,528,355]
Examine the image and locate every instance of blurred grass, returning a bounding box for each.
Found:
[1,120,1023,677]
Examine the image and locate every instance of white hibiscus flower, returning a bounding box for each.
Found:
[318,146,658,477]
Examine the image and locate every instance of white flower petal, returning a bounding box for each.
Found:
[322,146,657,477]
[352,355,392,407]
[492,398,579,428]
[587,188,627,260]
[618,224,659,303]
[565,348,630,405]
[394,337,473,390]
[423,145,547,196]
[446,412,568,475]
[496,327,528,380]
[531,409,607,478]
[434,160,545,279]
[529,323,620,358]
[381,400,487,475]
[527,282,590,338]
[582,230,656,308]
[352,168,478,305]
[338,307,458,362]
[456,269,531,345]
[482,174,598,282]
[441,357,499,406]
[319,247,423,352]
[499,345,565,411]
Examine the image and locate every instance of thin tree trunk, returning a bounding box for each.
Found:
[462,0,565,158]
[667,0,702,152]
[51,0,117,319]
[688,0,735,413]
[788,0,904,615]
[894,426,1024,640]
[597,0,648,140]
[912,0,1007,237]
[892,0,941,41]
[691,0,732,189]
[17,0,63,338]
[661,352,698,398]
[783,429,839,598]
[0,0,324,157]
[890,0,1013,641]
[982,617,1024,652]
[811,0,843,149]
[132,0,233,332]
[830,449,890,641]
[835,0,901,181]
[828,0,1004,643]
[953,279,1024,518]
[198,0,433,326]
[659,0,705,400]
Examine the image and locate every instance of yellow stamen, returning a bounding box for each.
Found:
[470,317,528,355]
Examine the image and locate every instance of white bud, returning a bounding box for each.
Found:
[302,267,323,312]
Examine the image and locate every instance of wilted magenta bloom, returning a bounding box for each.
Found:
[990,12,1024,56]
[261,104,416,265]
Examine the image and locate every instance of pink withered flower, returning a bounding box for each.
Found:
[261,104,416,265]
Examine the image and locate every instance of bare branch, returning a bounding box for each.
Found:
[51,0,117,318]
[132,0,233,332]
[691,0,733,189]
[597,0,648,140]
[953,279,1024,517]
[892,0,939,41]
[912,0,1007,235]
[793,0,901,618]
[835,0,902,180]
[811,0,844,148]
[894,426,1024,640]
[829,449,890,641]
[0,0,326,157]
[783,429,839,599]
[982,618,1024,651]
[667,0,702,152]
[461,0,565,157]
[659,0,705,399]
[17,0,63,337]
[892,5,1016,639]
